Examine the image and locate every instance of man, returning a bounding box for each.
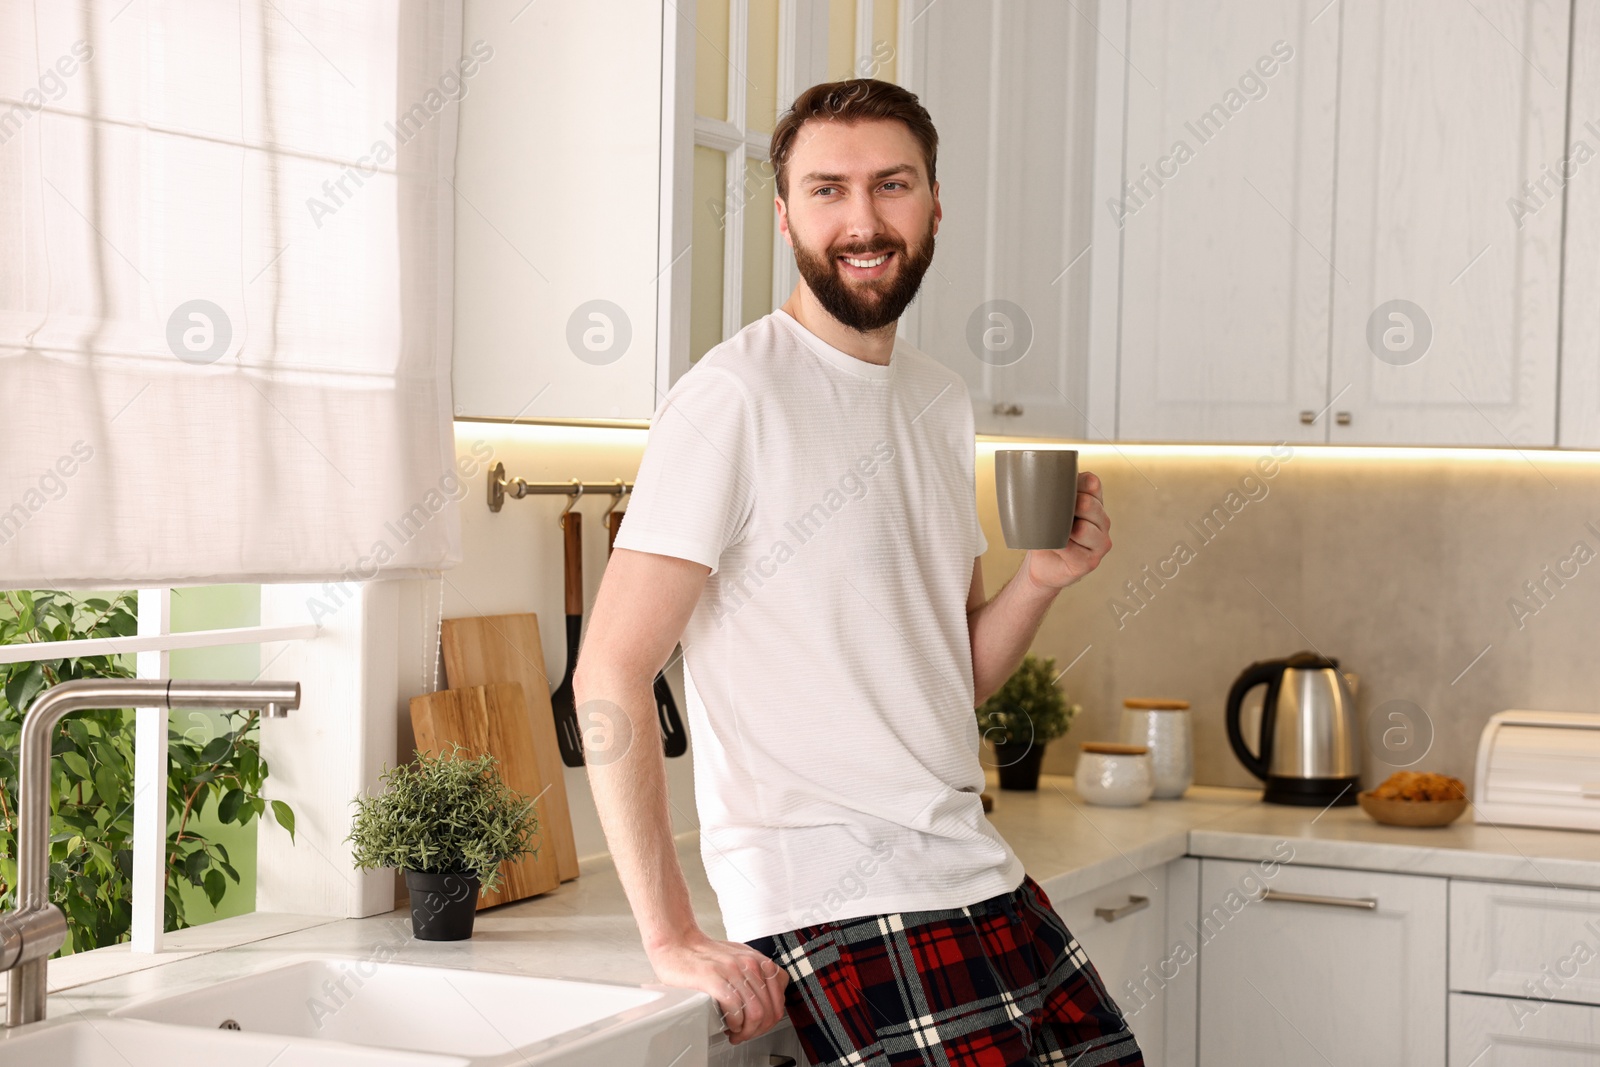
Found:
[575,79,1141,1066]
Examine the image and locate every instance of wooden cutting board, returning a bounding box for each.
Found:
[440,614,580,882]
[408,683,562,908]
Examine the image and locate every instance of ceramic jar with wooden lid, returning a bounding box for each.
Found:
[1120,698,1193,799]
[1075,742,1153,806]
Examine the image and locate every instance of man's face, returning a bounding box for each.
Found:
[776,118,941,333]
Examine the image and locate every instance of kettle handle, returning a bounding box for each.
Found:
[1226,660,1285,782]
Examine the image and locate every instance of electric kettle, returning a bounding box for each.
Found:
[1225,652,1361,806]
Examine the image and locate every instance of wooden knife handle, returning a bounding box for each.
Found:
[607,510,623,553]
[563,511,583,615]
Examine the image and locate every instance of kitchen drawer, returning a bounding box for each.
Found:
[1449,991,1600,1065]
[1451,880,1600,1007]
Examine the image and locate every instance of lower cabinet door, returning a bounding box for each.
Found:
[1196,858,1447,1067]
[1449,991,1600,1065]
[1051,858,1199,1067]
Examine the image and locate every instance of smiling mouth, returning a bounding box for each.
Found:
[841,252,890,268]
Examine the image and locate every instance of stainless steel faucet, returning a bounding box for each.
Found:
[3,678,301,1028]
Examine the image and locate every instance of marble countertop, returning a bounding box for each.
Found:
[23,773,1600,1039]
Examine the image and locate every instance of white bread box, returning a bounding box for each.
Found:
[1472,709,1600,832]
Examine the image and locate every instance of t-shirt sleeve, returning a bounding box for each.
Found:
[613,366,756,576]
[962,387,988,557]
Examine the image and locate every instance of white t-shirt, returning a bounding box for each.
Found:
[612,308,1025,942]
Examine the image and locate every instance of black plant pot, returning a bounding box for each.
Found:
[404,869,481,941]
[994,741,1046,791]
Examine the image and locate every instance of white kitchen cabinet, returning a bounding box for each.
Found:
[1196,859,1446,1067]
[1326,0,1568,446]
[452,0,688,421]
[460,0,1578,442]
[1449,992,1600,1066]
[1052,859,1199,1067]
[1115,0,1340,444]
[1556,0,1600,449]
[1102,0,1568,446]
[1451,879,1600,1008]
[901,0,1101,439]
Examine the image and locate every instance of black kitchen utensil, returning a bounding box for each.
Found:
[656,667,688,757]
[548,511,586,767]
[607,510,689,757]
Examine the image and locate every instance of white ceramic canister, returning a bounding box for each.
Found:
[1119,698,1193,799]
[1075,742,1153,807]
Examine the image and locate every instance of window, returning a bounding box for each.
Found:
[0,586,314,954]
[687,0,905,362]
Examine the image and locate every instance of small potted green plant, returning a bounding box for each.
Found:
[348,746,539,941]
[977,653,1080,791]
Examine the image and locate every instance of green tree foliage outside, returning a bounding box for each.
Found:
[0,590,294,955]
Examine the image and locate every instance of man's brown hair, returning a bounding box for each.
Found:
[769,79,939,202]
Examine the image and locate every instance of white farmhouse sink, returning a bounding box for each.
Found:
[112,957,710,1067]
[0,1017,467,1067]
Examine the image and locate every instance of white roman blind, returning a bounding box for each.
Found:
[0,1,467,587]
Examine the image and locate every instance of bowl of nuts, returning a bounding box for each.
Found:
[1358,771,1469,828]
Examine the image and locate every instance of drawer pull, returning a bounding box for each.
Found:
[1094,895,1150,922]
[769,1057,798,1067]
[1263,889,1377,910]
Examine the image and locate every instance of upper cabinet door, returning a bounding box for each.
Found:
[1117,0,1340,443]
[904,0,1098,439]
[451,0,665,421]
[1326,0,1569,446]
[1555,0,1600,449]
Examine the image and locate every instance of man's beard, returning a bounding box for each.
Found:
[790,219,936,334]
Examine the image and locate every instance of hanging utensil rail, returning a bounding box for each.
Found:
[487,462,632,517]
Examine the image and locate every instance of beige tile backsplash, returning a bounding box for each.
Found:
[979,444,1600,793]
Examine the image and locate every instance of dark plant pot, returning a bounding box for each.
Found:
[994,741,1046,791]
[404,869,481,941]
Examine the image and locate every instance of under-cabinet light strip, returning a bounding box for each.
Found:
[455,420,1600,464]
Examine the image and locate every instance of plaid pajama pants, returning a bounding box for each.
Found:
[743,873,1145,1067]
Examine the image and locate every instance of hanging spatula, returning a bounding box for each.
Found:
[548,510,586,767]
[607,510,688,757]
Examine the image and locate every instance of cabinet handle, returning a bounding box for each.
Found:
[1094,895,1150,922]
[1299,410,1315,424]
[769,1057,798,1066]
[1335,411,1352,425]
[1262,889,1377,910]
[992,402,1024,417]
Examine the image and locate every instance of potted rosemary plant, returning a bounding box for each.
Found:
[976,653,1080,791]
[348,746,538,940]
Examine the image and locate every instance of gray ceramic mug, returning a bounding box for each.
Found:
[995,450,1079,549]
